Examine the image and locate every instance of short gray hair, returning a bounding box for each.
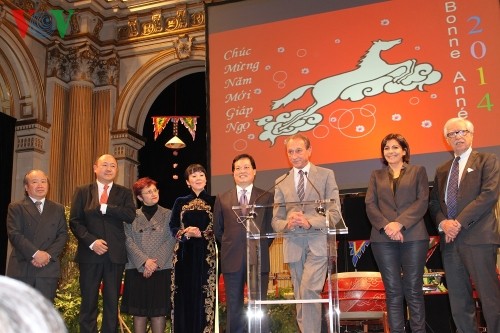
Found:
[443,117,474,138]
[0,276,67,333]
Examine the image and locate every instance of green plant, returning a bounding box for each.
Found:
[267,289,298,333]
[218,301,227,330]
[54,276,82,332]
[54,207,81,330]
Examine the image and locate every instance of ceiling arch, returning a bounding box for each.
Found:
[114,47,206,136]
[0,22,46,121]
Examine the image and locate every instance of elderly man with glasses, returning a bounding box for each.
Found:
[430,117,500,333]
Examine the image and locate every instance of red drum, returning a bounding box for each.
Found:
[324,272,386,312]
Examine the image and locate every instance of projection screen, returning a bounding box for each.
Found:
[206,0,500,194]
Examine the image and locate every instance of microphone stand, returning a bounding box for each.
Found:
[248,171,290,219]
[304,171,326,216]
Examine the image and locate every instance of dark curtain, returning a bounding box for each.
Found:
[0,112,16,275]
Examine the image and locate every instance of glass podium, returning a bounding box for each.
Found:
[232,199,348,333]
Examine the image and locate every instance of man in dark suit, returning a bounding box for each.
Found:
[429,117,500,333]
[214,154,274,333]
[272,134,341,333]
[6,169,68,302]
[70,154,136,333]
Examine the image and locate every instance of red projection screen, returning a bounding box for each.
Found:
[206,0,500,194]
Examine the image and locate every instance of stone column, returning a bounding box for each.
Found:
[13,120,50,199]
[110,130,145,189]
[47,80,68,203]
[61,81,94,205]
[93,87,113,157]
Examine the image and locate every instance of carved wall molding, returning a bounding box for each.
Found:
[15,119,50,153]
[174,34,193,60]
[111,129,145,163]
[117,4,204,41]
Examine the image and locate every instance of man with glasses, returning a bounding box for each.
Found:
[214,154,274,333]
[272,134,341,333]
[430,117,500,333]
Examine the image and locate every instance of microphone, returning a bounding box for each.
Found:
[304,171,326,216]
[248,171,290,219]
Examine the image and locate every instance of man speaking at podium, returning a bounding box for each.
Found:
[214,153,274,333]
[272,134,341,333]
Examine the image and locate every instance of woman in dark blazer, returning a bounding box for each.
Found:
[365,133,429,333]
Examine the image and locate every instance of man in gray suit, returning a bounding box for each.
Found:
[6,169,68,302]
[429,117,500,333]
[272,134,341,333]
[214,154,274,333]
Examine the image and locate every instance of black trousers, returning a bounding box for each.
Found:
[372,240,427,333]
[78,261,125,333]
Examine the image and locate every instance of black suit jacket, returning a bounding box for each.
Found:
[429,151,500,245]
[365,164,429,242]
[7,196,68,278]
[214,186,274,273]
[70,182,136,264]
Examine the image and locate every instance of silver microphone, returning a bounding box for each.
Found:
[248,171,290,219]
[304,172,326,216]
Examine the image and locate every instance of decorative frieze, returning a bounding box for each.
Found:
[116,5,204,41]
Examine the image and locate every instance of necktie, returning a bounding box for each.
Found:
[240,189,248,216]
[100,184,109,204]
[446,156,460,219]
[35,201,42,214]
[297,170,305,201]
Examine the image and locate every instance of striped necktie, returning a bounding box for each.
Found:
[297,170,305,201]
[35,201,42,214]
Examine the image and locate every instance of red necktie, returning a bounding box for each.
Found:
[100,184,109,204]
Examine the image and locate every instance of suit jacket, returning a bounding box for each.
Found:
[70,182,136,264]
[272,163,341,262]
[429,151,500,245]
[214,186,274,273]
[6,196,68,278]
[365,164,429,242]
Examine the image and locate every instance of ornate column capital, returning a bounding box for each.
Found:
[47,43,119,86]
[110,129,145,187]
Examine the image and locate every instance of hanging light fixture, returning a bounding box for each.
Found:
[165,81,186,149]
[165,120,186,149]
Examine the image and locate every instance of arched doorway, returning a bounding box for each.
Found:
[138,72,207,208]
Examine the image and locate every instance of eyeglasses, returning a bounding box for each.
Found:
[446,130,471,138]
[141,188,159,195]
[234,165,252,172]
